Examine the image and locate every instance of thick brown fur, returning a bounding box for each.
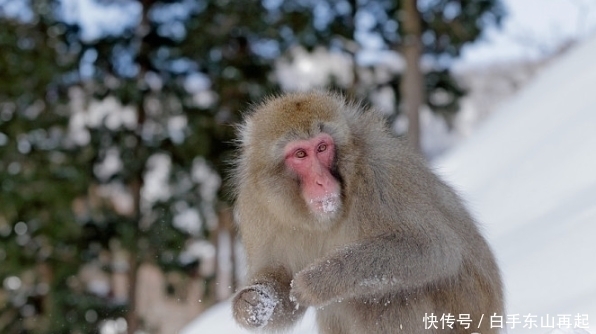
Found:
[231,91,503,333]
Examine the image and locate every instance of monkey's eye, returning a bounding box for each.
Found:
[317,143,327,152]
[295,150,307,158]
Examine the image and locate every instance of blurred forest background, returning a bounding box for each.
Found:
[0,0,508,333]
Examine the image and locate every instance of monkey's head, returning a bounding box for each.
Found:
[235,91,358,230]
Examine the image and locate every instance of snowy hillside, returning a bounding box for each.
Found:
[181,36,596,334]
[435,34,596,334]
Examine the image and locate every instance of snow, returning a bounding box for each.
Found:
[456,0,596,69]
[182,36,596,333]
[435,34,596,334]
[310,193,340,215]
[181,300,317,334]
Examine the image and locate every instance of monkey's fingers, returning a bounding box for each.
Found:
[232,285,279,329]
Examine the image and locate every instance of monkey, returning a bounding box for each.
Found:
[230,91,503,334]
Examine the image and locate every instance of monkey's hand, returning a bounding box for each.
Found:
[233,267,306,330]
[233,284,279,329]
[290,257,348,307]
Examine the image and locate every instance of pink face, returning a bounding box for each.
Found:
[284,133,341,218]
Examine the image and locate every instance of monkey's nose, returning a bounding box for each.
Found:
[311,162,325,183]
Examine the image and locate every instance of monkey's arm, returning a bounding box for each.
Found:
[233,266,305,330]
[290,227,463,307]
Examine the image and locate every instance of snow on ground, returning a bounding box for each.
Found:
[181,301,318,334]
[182,36,596,333]
[435,34,596,333]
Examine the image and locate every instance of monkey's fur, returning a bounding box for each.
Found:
[231,91,503,333]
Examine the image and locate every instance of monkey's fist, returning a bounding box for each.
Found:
[232,284,279,328]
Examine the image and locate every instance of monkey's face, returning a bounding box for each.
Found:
[283,132,342,222]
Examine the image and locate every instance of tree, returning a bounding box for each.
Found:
[400,0,425,150]
[0,1,102,332]
[400,0,503,151]
[281,0,503,152]
[0,0,320,332]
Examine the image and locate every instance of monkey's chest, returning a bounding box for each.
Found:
[271,228,357,274]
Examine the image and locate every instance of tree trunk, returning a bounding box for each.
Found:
[126,179,142,334]
[399,0,424,152]
[126,1,153,333]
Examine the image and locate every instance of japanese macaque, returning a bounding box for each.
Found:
[231,91,503,334]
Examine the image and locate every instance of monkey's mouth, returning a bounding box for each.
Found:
[309,193,341,215]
